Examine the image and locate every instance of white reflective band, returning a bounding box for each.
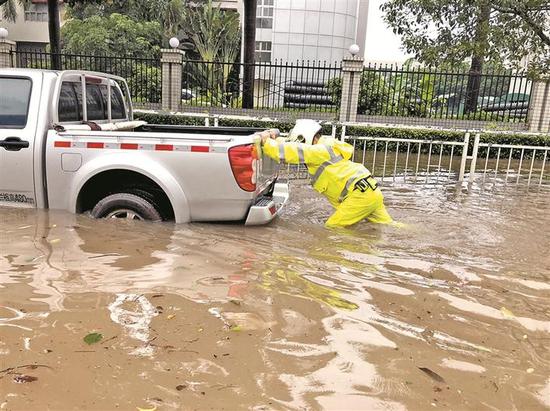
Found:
[311,155,344,185]
[297,145,305,163]
[53,140,227,153]
[326,146,339,161]
[279,143,285,162]
[339,172,368,201]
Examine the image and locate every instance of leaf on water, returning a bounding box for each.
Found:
[418,367,446,383]
[136,407,157,411]
[229,325,242,332]
[13,374,38,383]
[501,307,515,319]
[83,332,103,345]
[166,314,175,320]
[49,239,61,244]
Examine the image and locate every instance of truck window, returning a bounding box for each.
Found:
[0,77,32,128]
[86,83,106,121]
[110,86,126,119]
[58,82,82,122]
[99,84,127,120]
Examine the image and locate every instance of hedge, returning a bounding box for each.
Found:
[134,111,550,159]
[134,111,333,134]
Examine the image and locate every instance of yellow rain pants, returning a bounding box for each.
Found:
[325,186,393,228]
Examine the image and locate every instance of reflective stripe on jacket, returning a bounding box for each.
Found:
[262,136,372,207]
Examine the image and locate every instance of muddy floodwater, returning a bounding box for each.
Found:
[1,181,550,410]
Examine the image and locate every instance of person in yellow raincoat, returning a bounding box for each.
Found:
[260,119,394,228]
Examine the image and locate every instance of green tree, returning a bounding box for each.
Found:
[65,0,184,39]
[381,0,550,113]
[61,13,162,57]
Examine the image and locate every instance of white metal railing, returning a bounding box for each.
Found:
[345,134,471,183]
[283,130,549,187]
[474,141,549,186]
[200,115,549,186]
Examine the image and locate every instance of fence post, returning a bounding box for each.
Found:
[458,132,471,182]
[527,80,550,133]
[469,133,481,183]
[339,56,363,123]
[330,123,336,139]
[340,125,347,141]
[0,38,16,69]
[161,48,185,112]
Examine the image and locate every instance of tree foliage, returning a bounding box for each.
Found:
[61,13,162,57]
[0,0,23,22]
[381,0,550,77]
[65,0,184,39]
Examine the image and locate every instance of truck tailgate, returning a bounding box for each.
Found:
[252,133,279,197]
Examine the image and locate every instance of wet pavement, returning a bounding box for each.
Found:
[1,181,549,410]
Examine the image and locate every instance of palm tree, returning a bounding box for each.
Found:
[182,0,241,105]
[1,0,61,69]
[0,0,29,22]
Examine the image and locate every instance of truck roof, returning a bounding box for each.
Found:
[0,68,126,82]
[0,68,61,74]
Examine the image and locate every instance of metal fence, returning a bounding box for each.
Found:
[353,64,532,129]
[11,50,162,109]
[180,59,342,120]
[9,51,534,129]
[340,131,549,187]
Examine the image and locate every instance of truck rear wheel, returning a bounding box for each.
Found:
[90,193,162,221]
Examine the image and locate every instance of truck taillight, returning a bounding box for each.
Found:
[228,144,257,192]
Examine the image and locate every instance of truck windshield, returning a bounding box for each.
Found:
[0,77,32,128]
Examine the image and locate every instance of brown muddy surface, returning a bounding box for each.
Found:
[1,181,550,411]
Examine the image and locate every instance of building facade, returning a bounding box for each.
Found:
[216,0,369,63]
[259,0,368,63]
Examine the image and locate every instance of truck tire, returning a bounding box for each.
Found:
[90,193,162,221]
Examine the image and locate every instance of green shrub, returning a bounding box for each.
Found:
[127,64,161,104]
[134,111,335,134]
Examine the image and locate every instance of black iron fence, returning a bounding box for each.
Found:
[11,50,161,109]
[9,51,533,126]
[350,64,532,123]
[180,59,342,118]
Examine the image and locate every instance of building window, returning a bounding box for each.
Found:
[24,4,48,22]
[255,41,272,62]
[256,0,273,29]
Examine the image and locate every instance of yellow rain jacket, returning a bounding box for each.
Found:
[262,136,394,227]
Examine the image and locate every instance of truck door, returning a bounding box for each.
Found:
[0,72,43,208]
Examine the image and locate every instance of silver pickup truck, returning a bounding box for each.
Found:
[0,69,289,225]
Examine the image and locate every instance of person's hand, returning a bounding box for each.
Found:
[259,129,279,145]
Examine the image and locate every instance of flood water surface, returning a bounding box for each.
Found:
[1,182,549,410]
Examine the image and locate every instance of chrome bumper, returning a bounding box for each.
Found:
[245,183,289,226]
